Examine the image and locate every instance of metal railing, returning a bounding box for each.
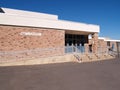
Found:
[65,46,85,54]
[0,46,85,63]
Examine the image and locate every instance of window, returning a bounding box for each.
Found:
[65,34,88,46]
[107,42,110,46]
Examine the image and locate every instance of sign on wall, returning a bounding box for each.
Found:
[20,32,42,36]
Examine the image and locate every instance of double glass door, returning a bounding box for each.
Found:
[65,34,88,53]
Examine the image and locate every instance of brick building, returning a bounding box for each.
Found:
[1,7,120,65]
[98,37,120,52]
[0,7,100,61]
[89,37,120,53]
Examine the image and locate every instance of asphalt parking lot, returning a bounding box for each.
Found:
[0,58,120,90]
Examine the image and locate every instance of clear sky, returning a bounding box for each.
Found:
[0,0,120,39]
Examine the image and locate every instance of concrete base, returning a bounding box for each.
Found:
[0,54,74,66]
[0,53,116,67]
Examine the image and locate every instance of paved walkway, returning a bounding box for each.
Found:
[0,58,120,90]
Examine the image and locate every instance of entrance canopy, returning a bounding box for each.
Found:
[65,30,94,35]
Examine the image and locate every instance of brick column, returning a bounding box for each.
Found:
[85,44,89,54]
[103,41,108,53]
[92,33,98,53]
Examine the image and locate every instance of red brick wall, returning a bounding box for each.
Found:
[91,39,117,53]
[0,25,65,51]
[98,39,107,53]
[88,33,98,53]
[0,25,65,62]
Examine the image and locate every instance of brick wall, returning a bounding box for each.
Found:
[88,33,98,53]
[98,39,107,53]
[90,39,118,53]
[0,25,65,51]
[0,25,65,62]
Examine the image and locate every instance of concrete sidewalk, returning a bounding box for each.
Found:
[0,58,120,90]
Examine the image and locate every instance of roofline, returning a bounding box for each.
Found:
[0,7,100,33]
[98,37,120,42]
[1,7,58,20]
[98,37,106,40]
[105,39,120,42]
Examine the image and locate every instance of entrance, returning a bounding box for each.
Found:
[65,34,88,53]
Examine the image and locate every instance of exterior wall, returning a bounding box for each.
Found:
[107,41,117,51]
[91,39,118,53]
[89,33,98,53]
[0,25,64,51]
[84,44,89,53]
[2,8,58,20]
[0,25,65,62]
[0,12,100,33]
[98,39,107,53]
[88,33,99,53]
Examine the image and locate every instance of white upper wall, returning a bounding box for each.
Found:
[2,7,58,20]
[0,7,100,33]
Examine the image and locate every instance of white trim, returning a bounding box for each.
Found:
[98,37,106,40]
[98,37,120,42]
[0,7,100,33]
[105,39,120,42]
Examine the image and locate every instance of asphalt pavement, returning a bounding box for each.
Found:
[0,58,120,90]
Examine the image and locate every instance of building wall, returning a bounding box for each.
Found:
[0,25,65,51]
[0,25,65,62]
[88,38,119,54]
[97,39,107,52]
[107,41,117,51]
[88,33,98,53]
[89,38,108,53]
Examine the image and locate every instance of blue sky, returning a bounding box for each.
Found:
[0,0,120,39]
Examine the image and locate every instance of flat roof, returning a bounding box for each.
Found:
[1,7,58,20]
[0,7,100,33]
[98,37,120,42]
[105,39,120,42]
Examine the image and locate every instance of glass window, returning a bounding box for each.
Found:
[68,34,72,38]
[65,34,88,46]
[107,42,110,46]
